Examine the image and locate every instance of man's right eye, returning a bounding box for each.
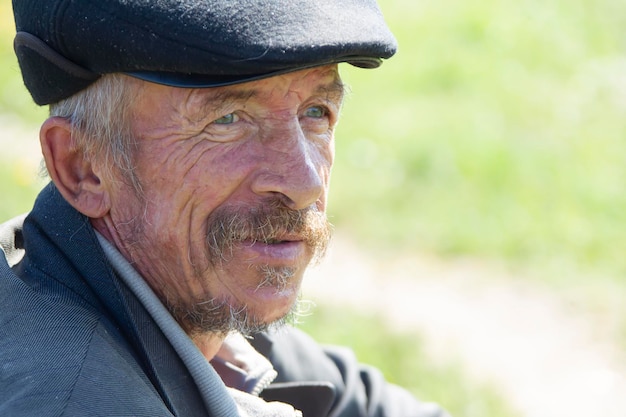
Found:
[213,113,239,125]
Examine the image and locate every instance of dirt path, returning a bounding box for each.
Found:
[303,234,626,417]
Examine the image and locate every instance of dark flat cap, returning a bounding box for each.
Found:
[12,0,397,105]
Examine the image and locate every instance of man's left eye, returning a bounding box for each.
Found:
[213,113,239,124]
[304,106,327,118]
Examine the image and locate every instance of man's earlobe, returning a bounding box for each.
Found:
[40,117,111,218]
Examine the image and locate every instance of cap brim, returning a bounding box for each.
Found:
[126,56,382,88]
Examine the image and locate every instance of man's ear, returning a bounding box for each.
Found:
[40,116,111,218]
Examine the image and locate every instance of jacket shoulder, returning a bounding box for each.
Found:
[0,259,171,416]
[251,327,450,417]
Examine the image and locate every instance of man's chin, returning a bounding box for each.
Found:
[225,294,308,336]
[169,294,306,337]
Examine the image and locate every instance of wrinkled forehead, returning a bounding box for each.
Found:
[131,65,345,119]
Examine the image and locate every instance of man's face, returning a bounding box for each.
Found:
[106,65,343,336]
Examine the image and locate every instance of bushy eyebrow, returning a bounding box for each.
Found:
[196,89,257,116]
[315,76,346,104]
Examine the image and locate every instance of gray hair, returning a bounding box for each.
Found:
[48,74,141,192]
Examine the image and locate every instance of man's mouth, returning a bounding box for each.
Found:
[257,234,300,245]
[264,238,284,244]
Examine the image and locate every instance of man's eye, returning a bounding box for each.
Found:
[213,113,239,125]
[304,106,327,119]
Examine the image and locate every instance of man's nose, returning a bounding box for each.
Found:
[251,125,327,210]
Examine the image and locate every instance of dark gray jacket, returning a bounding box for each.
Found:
[0,183,447,417]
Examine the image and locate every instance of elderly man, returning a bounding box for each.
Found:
[0,0,449,416]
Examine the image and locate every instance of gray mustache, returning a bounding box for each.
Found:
[205,199,332,261]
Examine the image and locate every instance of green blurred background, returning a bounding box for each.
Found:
[2,0,626,416]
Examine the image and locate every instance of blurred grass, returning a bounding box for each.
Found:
[332,0,626,284]
[0,160,42,220]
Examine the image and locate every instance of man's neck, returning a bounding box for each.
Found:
[192,333,225,360]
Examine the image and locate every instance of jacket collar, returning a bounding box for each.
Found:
[18,183,210,416]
